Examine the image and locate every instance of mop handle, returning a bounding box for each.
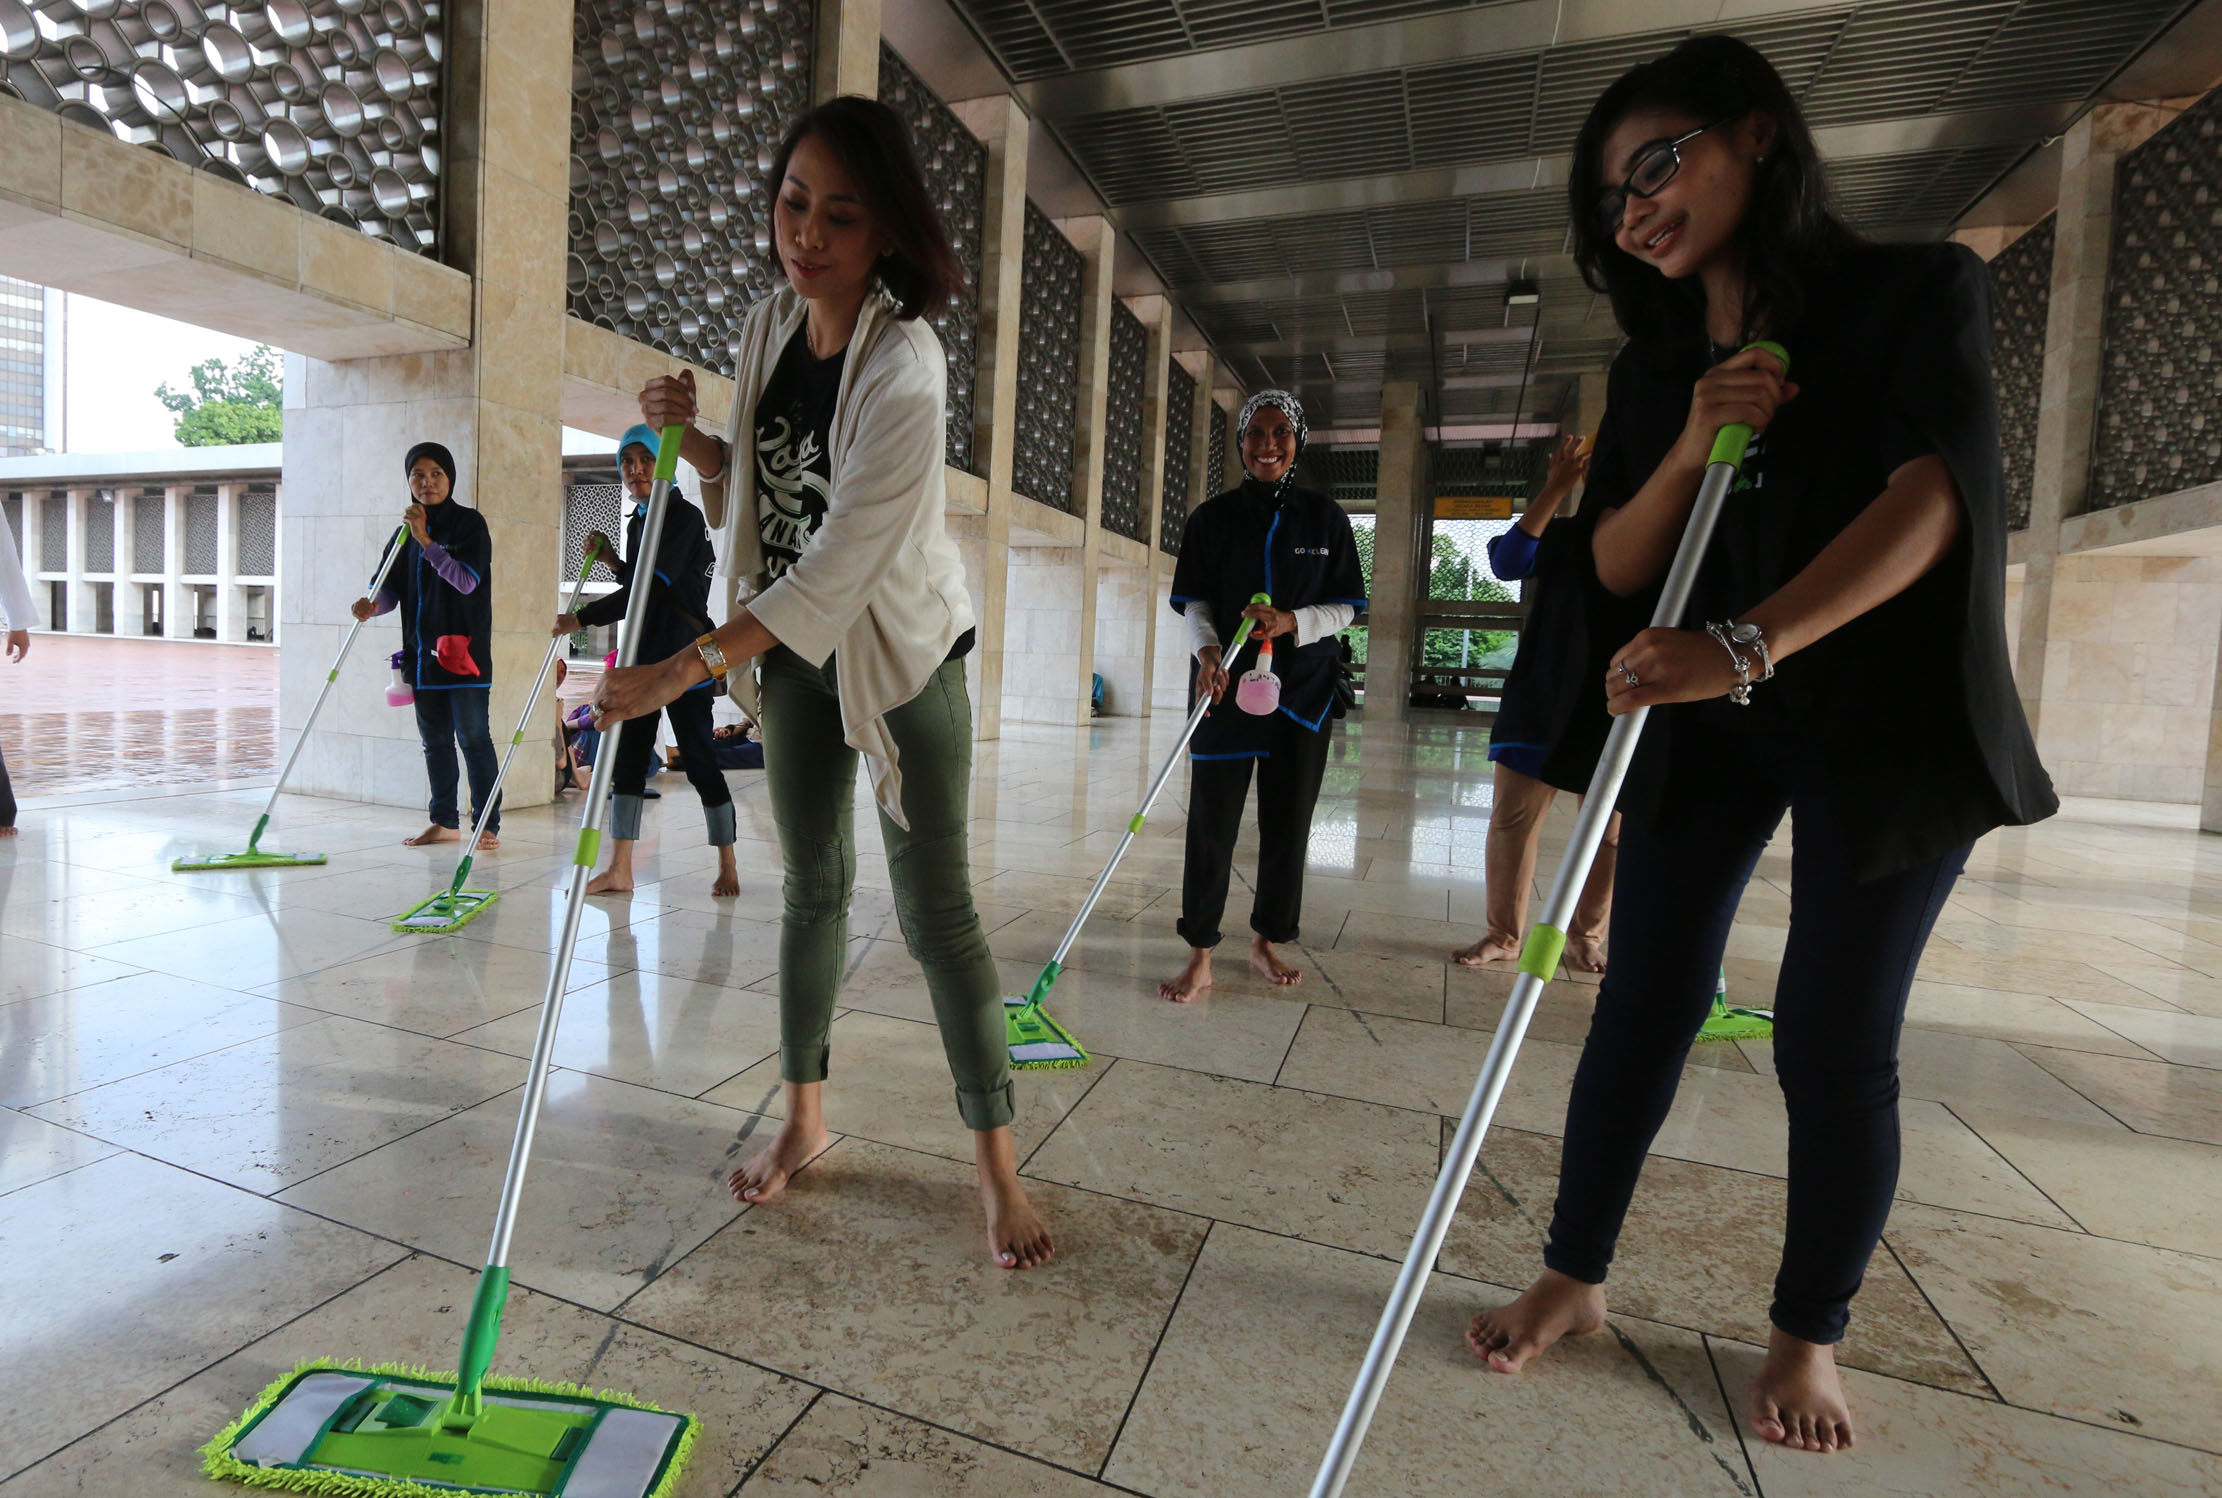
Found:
[246,523,410,850]
[443,548,606,896]
[1308,344,1788,1498]
[1045,593,1269,969]
[449,426,687,1412]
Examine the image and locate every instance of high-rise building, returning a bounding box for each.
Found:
[0,275,45,455]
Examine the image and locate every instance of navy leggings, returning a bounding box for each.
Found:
[1543,723,1968,1345]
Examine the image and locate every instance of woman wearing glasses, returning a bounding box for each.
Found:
[1464,35,2052,1454]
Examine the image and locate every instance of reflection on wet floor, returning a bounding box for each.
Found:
[0,636,277,798]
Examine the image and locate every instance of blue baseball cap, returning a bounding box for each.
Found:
[617,424,659,464]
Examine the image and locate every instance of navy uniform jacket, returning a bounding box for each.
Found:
[576,486,719,693]
[379,499,492,691]
[1169,478,1366,758]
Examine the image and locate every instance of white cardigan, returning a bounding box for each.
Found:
[700,286,975,828]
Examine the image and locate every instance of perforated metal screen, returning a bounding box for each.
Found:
[1014,202,1084,511]
[1160,360,1196,555]
[1989,218,2055,532]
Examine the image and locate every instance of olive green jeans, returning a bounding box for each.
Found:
[758,645,1013,1130]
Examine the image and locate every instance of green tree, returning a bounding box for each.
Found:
[156,345,284,446]
[1421,530,1515,671]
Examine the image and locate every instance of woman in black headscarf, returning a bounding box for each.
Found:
[1159,389,1367,1003]
[352,441,500,847]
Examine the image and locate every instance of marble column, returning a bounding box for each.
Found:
[215,482,244,643]
[111,488,143,637]
[162,486,191,640]
[1067,214,1117,721]
[63,488,94,633]
[1367,380,1427,724]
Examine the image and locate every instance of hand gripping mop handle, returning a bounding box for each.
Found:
[1030,592,1270,988]
[244,524,410,854]
[1307,343,1789,1498]
[446,426,688,1423]
[440,548,606,899]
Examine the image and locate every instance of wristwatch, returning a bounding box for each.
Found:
[694,632,729,680]
[1725,620,1775,683]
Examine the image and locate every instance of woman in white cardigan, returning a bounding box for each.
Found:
[594,97,1052,1270]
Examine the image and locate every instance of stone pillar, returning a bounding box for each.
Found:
[162,485,190,640]
[215,481,244,643]
[1106,291,1174,716]
[1066,213,1118,719]
[950,91,1028,741]
[1368,380,1427,723]
[16,488,47,629]
[64,487,94,633]
[278,0,570,809]
[111,489,143,637]
[814,0,880,102]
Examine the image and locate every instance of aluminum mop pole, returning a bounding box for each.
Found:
[442,426,688,1426]
[1307,344,1788,1498]
[176,523,409,870]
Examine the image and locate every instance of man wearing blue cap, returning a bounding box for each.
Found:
[554,425,740,896]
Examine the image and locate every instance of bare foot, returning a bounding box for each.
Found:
[1565,934,1607,974]
[976,1127,1053,1269]
[585,867,634,896]
[1464,1268,1607,1373]
[1250,936,1302,987]
[477,834,500,851]
[726,1118,831,1204]
[1750,1327,1854,1453]
[980,1167,1055,1269]
[1454,933,1521,967]
[0,825,15,838]
[1159,948,1212,1003]
[404,825,460,846]
[711,853,739,898]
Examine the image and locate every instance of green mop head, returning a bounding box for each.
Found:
[1004,964,1089,1070]
[205,1359,698,1498]
[392,888,500,935]
[1696,994,1774,1042]
[175,849,329,871]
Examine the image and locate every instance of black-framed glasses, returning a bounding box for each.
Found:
[1595,114,1741,236]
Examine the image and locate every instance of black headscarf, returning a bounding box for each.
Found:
[403,441,459,495]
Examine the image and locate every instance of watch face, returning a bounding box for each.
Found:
[1730,623,1761,643]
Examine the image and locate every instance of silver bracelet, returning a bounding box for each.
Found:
[1703,622,1754,706]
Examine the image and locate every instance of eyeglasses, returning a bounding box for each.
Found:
[1595,114,1742,237]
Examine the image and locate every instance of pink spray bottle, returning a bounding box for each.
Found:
[1236,636,1282,715]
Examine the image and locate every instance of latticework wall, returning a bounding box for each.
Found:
[1101,300,1147,541]
[1014,201,1083,511]
[1207,401,1227,499]
[0,0,444,252]
[84,496,114,573]
[1160,361,1195,555]
[40,496,65,571]
[563,474,623,582]
[133,493,165,572]
[880,44,986,476]
[184,490,219,573]
[564,0,813,371]
[238,487,277,574]
[2091,89,2222,510]
[2,495,19,556]
[1988,217,2054,531]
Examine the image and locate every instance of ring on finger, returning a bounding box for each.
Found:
[1618,662,1641,687]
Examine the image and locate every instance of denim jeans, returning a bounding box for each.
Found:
[413,687,500,834]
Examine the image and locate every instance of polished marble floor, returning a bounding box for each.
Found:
[2,712,2220,1496]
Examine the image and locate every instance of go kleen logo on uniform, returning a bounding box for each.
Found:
[1292,546,1331,556]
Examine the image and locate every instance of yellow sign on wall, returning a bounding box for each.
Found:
[1434,494,1516,520]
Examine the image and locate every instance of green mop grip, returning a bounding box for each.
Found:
[444,1264,511,1422]
[1024,961,1062,1009]
[246,813,269,853]
[1517,924,1567,981]
[1705,341,1792,468]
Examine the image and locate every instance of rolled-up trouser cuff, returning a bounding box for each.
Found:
[1175,919,1223,949]
[610,793,645,841]
[1769,1301,1850,1347]
[781,1044,830,1084]
[705,799,737,846]
[1541,1243,1610,1286]
[956,1081,1016,1132]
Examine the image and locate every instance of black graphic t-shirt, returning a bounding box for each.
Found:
[753,326,845,581]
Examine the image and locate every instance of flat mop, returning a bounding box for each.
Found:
[1004,592,1270,1070]
[1698,965,1775,1041]
[1308,344,1790,1498]
[392,547,607,934]
[174,524,409,872]
[204,427,700,1498]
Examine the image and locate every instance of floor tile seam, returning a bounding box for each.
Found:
[1990,1044,2192,1138]
[0,1251,420,1490]
[260,1078,533,1200]
[1093,1216,1217,1486]
[1926,1099,2094,1235]
[0,1144,123,1201]
[2030,1007,2221,1073]
[1016,1054,1121,1176]
[1269,1000,1310,1087]
[1694,1333,1767,1497]
[1875,1234,2005,1403]
[4,998,337,1114]
[2114,929,2222,981]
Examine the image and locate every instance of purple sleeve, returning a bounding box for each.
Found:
[1487,525,1542,581]
[370,589,398,616]
[418,537,479,594]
